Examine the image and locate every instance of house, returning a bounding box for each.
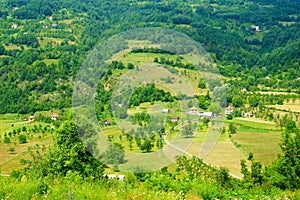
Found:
[244,112,253,117]
[189,106,199,115]
[104,119,111,125]
[241,88,247,92]
[11,24,18,29]
[171,116,179,122]
[251,25,261,32]
[162,108,170,113]
[198,112,213,118]
[104,174,125,181]
[27,116,35,122]
[52,23,58,28]
[51,113,59,121]
[225,106,234,115]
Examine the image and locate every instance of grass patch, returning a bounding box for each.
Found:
[267,99,300,113]
[231,130,281,166]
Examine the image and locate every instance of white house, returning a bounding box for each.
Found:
[162,108,170,113]
[225,106,234,115]
[171,116,179,122]
[251,25,261,32]
[11,24,18,29]
[243,112,253,117]
[51,113,59,121]
[104,174,125,181]
[198,112,213,118]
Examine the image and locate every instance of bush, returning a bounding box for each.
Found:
[226,114,233,120]
[3,136,10,143]
[18,134,27,144]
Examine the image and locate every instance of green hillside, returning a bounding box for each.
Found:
[1,0,300,199]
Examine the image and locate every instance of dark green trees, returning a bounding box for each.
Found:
[0,45,5,55]
[18,134,27,144]
[270,120,300,189]
[29,121,104,178]
[129,83,174,107]
[103,142,125,166]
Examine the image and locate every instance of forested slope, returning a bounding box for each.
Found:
[0,0,299,113]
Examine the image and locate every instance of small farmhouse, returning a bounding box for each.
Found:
[11,24,18,29]
[162,108,170,113]
[171,116,179,122]
[198,112,213,118]
[104,174,125,181]
[251,25,261,32]
[225,106,234,115]
[104,119,111,125]
[51,113,59,121]
[241,88,247,92]
[189,106,199,115]
[243,112,253,117]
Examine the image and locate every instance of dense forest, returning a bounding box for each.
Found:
[0,0,300,113]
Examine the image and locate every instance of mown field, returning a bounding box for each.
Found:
[0,116,54,174]
[230,117,282,166]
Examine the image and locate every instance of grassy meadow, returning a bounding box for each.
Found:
[0,115,55,174]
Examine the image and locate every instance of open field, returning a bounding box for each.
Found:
[230,117,280,130]
[120,63,198,97]
[166,116,283,176]
[0,120,27,136]
[0,117,55,174]
[101,125,163,153]
[267,99,300,113]
[257,91,298,95]
[4,44,29,50]
[230,117,282,165]
[38,37,76,48]
[203,141,247,177]
[231,130,281,166]
[0,131,53,174]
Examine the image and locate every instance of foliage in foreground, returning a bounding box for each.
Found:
[2,120,300,199]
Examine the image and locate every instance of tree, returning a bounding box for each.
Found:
[228,124,236,134]
[198,95,210,110]
[270,120,300,189]
[103,142,125,165]
[18,134,27,144]
[127,62,134,69]
[232,95,244,107]
[249,95,259,107]
[3,136,10,144]
[28,121,104,178]
[221,127,226,134]
[198,78,206,89]
[182,123,193,138]
[9,147,15,153]
[285,120,297,133]
[0,45,5,55]
[140,139,153,152]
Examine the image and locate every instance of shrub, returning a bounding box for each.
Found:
[18,134,27,144]
[3,136,10,143]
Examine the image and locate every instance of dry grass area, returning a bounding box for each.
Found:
[257,91,298,95]
[4,45,29,50]
[38,37,76,48]
[268,99,300,113]
[234,117,277,126]
[0,133,52,174]
[232,130,281,166]
[0,120,27,136]
[203,141,247,177]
